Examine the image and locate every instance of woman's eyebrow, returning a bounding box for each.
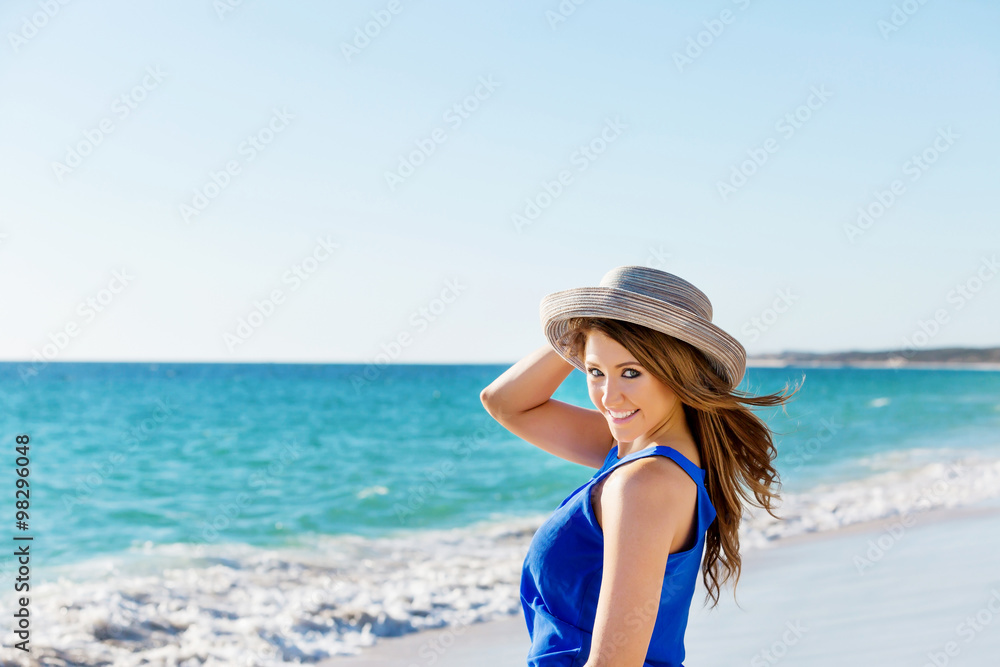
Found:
[585,360,639,368]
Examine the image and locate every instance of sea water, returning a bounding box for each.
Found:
[0,362,997,664]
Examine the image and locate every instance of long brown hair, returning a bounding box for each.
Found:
[557,317,802,607]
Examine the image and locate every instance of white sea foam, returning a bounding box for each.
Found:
[741,453,1000,548]
[4,454,1000,664]
[0,521,533,666]
[853,446,967,472]
[356,485,389,499]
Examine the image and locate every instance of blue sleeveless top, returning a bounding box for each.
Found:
[520,444,717,667]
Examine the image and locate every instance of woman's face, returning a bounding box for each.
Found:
[583,330,684,444]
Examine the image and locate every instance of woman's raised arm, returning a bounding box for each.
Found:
[480,343,614,469]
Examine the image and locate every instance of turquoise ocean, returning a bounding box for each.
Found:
[1,362,998,664]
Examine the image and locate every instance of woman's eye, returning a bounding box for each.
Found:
[588,368,640,378]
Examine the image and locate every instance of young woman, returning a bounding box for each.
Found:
[480,266,800,667]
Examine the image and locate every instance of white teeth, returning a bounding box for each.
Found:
[609,409,637,419]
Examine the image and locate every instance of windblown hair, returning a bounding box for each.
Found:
[557,317,802,607]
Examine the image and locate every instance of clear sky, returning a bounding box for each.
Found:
[1,0,997,364]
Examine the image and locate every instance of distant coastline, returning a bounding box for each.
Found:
[746,346,1000,371]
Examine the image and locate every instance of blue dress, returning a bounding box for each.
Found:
[520,444,717,666]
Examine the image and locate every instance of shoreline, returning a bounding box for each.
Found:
[746,495,1000,548]
[746,360,1000,371]
[319,498,1000,665]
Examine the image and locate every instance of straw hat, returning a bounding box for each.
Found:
[540,265,746,389]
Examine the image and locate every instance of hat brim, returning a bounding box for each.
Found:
[540,286,746,389]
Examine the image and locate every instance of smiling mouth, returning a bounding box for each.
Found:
[609,409,639,423]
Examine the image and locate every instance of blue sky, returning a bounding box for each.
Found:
[1,0,997,364]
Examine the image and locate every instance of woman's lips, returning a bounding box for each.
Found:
[610,409,639,425]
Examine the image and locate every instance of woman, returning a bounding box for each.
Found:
[480,266,800,666]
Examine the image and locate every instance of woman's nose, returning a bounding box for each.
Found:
[602,381,623,405]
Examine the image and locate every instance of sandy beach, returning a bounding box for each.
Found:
[323,499,1000,666]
